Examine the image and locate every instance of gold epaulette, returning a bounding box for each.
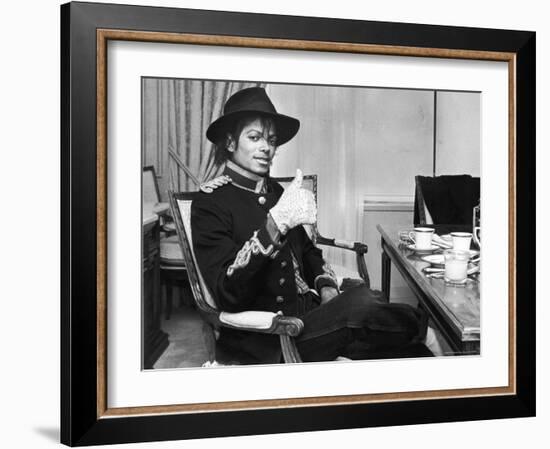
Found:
[199,175,232,193]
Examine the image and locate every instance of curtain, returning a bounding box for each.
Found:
[142,79,264,197]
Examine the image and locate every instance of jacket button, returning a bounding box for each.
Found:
[279,278,286,286]
[280,261,287,268]
[258,196,266,205]
[276,295,284,303]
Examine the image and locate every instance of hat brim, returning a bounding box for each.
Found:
[206,110,300,147]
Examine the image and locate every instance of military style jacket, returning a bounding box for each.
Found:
[191,163,337,364]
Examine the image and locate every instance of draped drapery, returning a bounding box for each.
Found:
[142,79,264,197]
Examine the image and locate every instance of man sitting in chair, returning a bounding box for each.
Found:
[191,87,442,364]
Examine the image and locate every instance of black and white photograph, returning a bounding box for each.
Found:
[141,77,481,370]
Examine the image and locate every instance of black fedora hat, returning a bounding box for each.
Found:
[206,87,300,146]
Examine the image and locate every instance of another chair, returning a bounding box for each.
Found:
[143,166,189,319]
[169,192,305,364]
[414,175,480,226]
[143,165,177,236]
[273,175,370,289]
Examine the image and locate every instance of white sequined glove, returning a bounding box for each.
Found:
[270,169,317,235]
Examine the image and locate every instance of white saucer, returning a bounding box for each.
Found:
[449,249,480,258]
[422,251,479,266]
[406,243,439,253]
[421,254,445,267]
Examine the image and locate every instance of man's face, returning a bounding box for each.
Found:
[228,118,277,176]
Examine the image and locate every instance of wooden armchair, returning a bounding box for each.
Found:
[169,191,305,364]
[273,175,370,289]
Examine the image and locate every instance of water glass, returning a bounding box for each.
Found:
[444,249,470,285]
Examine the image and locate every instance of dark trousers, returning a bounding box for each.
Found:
[296,285,432,361]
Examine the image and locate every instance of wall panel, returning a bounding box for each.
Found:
[435,91,481,176]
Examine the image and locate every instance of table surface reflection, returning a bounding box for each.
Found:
[377,224,480,354]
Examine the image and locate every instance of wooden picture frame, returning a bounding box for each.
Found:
[61,1,535,445]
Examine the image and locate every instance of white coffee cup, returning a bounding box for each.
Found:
[451,232,473,251]
[409,227,434,250]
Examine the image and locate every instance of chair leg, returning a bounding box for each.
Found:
[280,335,302,363]
[165,280,172,320]
[381,249,391,301]
[202,322,217,363]
[356,253,370,289]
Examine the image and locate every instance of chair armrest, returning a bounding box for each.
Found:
[219,311,304,337]
[162,221,176,233]
[152,202,170,215]
[316,235,368,254]
[316,234,370,288]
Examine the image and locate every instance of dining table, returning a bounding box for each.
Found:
[377,224,480,355]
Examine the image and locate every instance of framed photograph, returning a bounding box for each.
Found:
[61,1,535,446]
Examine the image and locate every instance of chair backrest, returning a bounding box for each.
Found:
[143,166,161,204]
[414,175,480,226]
[272,174,318,202]
[169,191,219,315]
[170,175,318,313]
[414,176,432,225]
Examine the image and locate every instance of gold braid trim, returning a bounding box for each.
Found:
[227,230,274,277]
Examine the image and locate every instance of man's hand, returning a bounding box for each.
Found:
[320,286,339,305]
[269,169,317,234]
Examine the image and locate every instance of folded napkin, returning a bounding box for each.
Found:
[432,234,453,248]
